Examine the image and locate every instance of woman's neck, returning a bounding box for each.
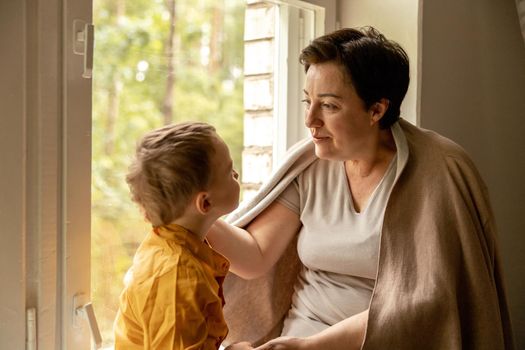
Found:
[345,128,396,178]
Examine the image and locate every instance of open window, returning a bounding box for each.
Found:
[91,2,324,348]
[91,1,246,347]
[242,0,325,198]
[1,1,325,349]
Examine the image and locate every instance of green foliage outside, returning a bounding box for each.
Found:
[91,0,245,345]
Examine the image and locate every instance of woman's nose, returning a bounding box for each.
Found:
[304,104,322,128]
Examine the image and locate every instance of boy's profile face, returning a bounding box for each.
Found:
[207,135,240,216]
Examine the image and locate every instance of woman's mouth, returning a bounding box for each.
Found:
[311,133,330,142]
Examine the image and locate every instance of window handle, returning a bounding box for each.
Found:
[73,293,103,349]
[26,308,37,350]
[72,19,95,79]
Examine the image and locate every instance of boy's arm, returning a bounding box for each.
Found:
[206,201,302,279]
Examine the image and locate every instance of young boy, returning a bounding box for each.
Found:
[114,122,240,350]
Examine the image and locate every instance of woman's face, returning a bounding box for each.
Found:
[303,62,375,161]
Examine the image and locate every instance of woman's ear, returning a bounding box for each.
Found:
[369,98,390,126]
[194,191,211,215]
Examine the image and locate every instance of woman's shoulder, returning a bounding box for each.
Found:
[298,157,341,182]
[399,120,487,193]
[399,119,474,165]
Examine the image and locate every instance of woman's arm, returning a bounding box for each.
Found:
[207,201,302,279]
[255,309,368,350]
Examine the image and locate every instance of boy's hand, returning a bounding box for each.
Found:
[224,341,255,350]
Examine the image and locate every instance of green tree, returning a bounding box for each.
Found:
[91,0,245,344]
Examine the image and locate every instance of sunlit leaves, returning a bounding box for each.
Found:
[91,0,245,344]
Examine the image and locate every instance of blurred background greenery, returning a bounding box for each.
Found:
[91,0,245,345]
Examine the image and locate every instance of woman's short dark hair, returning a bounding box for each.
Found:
[299,26,410,129]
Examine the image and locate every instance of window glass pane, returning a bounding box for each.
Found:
[91,0,245,347]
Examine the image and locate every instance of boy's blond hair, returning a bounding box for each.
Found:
[126,122,217,226]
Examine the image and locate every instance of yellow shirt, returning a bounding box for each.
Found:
[114,224,230,349]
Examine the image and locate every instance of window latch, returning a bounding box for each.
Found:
[26,308,37,350]
[73,293,103,349]
[72,19,95,79]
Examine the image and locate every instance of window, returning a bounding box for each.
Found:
[0,0,325,349]
[242,0,324,198]
[91,0,246,347]
[91,0,323,348]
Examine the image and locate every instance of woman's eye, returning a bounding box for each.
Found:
[322,103,337,110]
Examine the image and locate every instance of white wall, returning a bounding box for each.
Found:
[340,0,525,347]
[338,0,419,125]
[419,1,525,347]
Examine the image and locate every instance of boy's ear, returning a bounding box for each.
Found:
[369,98,390,126]
[194,191,211,215]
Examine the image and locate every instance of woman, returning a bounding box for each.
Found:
[208,27,513,350]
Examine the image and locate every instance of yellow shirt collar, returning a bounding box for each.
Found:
[154,223,229,276]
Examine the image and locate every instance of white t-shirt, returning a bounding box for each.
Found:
[276,123,408,337]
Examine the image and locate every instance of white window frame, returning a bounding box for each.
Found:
[62,0,94,348]
[1,0,94,349]
[269,0,325,165]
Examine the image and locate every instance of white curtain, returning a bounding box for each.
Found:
[518,0,525,45]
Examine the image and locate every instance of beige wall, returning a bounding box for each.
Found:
[419,0,525,347]
[340,0,525,347]
[339,0,419,125]
[0,1,27,349]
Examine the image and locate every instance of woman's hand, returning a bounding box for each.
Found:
[224,341,255,350]
[255,336,310,350]
[256,309,368,350]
